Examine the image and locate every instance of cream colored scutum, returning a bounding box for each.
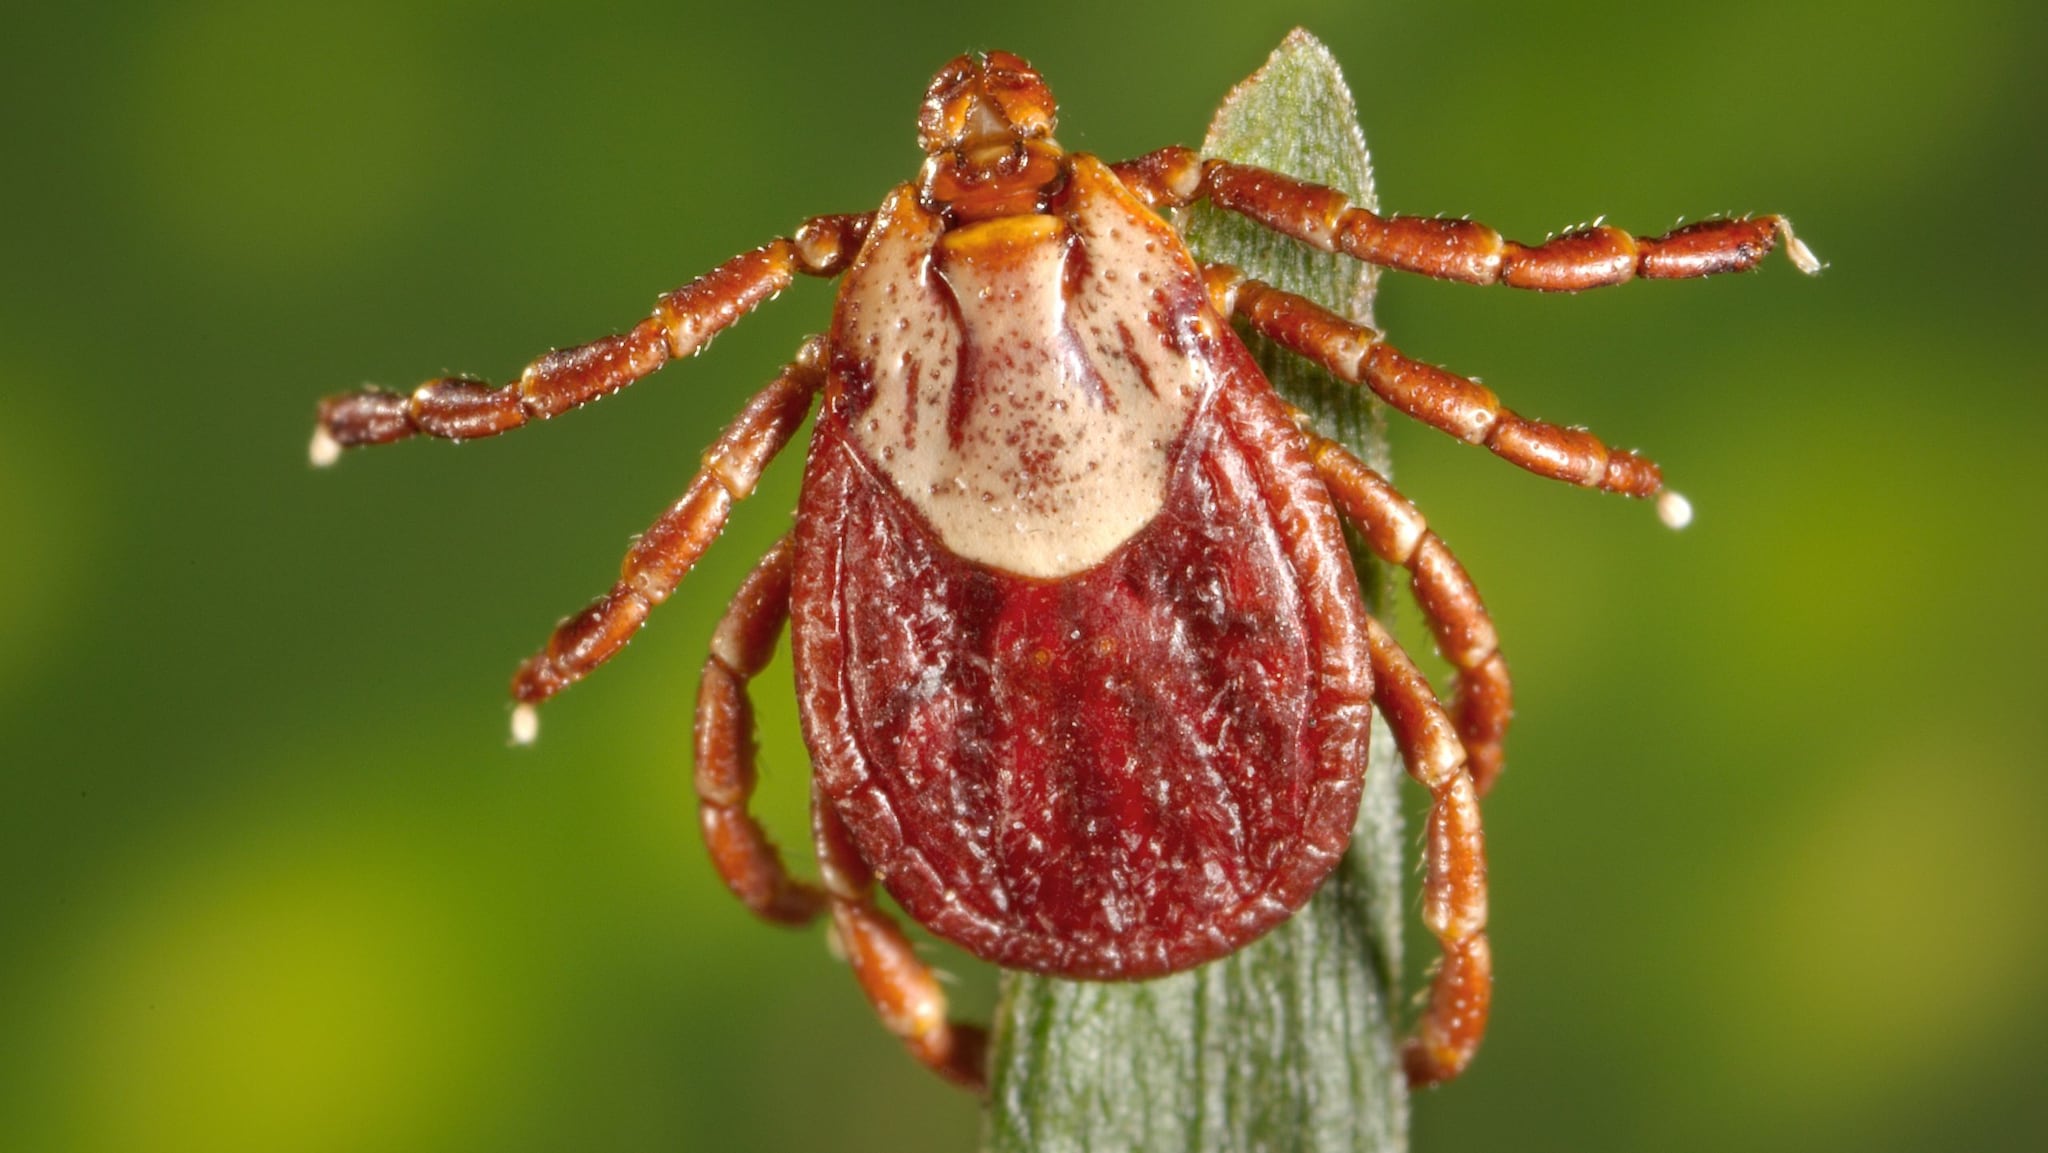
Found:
[842,161,1208,579]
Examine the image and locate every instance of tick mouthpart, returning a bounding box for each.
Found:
[917,50,1058,157]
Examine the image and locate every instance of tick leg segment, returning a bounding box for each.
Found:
[813,786,989,1089]
[701,536,981,1085]
[1311,437,1513,795]
[508,339,826,728]
[1114,146,1818,288]
[1359,610,1493,1087]
[694,534,828,925]
[310,214,869,464]
[1206,265,1666,500]
[700,538,981,1083]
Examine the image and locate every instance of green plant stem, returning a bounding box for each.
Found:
[981,31,1408,1153]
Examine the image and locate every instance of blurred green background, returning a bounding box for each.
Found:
[4,1,2044,1150]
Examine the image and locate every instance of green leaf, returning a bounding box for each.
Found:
[982,31,1409,1153]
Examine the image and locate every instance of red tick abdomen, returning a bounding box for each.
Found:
[792,341,1373,979]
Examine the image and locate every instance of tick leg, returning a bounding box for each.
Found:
[1114,147,1818,287]
[694,534,828,925]
[310,214,869,465]
[1312,436,1513,795]
[701,536,980,1084]
[507,339,826,736]
[1207,265,1683,514]
[813,787,988,1090]
[1360,609,1492,1087]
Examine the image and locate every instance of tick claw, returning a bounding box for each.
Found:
[308,425,341,468]
[1777,219,1822,275]
[510,703,539,745]
[1656,490,1693,530]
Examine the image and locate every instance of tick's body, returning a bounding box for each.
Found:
[797,156,1370,978]
[313,50,1814,1091]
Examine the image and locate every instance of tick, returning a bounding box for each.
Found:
[312,50,1817,1091]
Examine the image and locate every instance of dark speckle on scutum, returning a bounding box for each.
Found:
[1057,323,1114,414]
[1116,320,1161,398]
[1061,230,1091,300]
[901,354,921,449]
